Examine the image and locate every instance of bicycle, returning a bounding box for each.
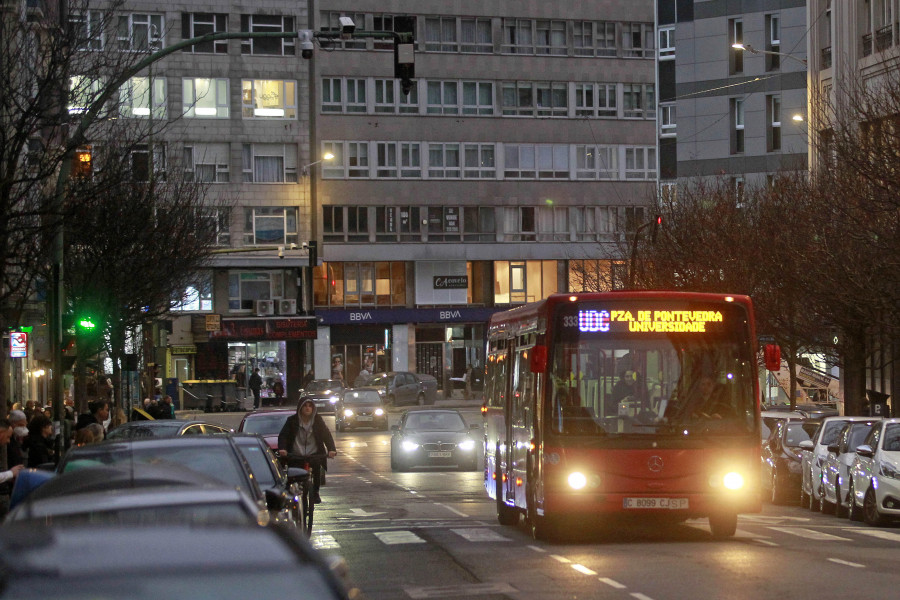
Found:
[282,452,327,537]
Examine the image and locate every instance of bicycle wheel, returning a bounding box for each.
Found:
[301,488,312,537]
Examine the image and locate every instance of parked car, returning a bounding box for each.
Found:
[760,419,819,504]
[760,410,805,443]
[57,435,301,526]
[799,416,875,511]
[363,371,438,406]
[299,379,345,414]
[230,433,306,525]
[390,409,480,471]
[0,523,353,600]
[106,419,232,440]
[848,418,900,525]
[238,409,295,450]
[821,419,880,516]
[335,389,389,431]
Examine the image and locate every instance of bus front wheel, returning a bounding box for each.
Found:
[708,511,737,539]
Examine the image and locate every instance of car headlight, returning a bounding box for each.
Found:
[374,408,384,416]
[377,389,386,396]
[401,440,419,452]
[568,472,588,490]
[329,396,339,404]
[881,462,900,479]
[458,439,475,451]
[343,409,354,417]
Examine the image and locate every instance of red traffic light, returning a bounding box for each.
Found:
[764,344,781,371]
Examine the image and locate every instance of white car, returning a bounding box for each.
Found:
[799,416,874,511]
[848,418,900,525]
[820,419,879,517]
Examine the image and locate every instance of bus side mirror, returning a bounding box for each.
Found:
[530,345,547,373]
[764,344,781,371]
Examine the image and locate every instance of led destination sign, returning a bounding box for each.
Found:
[574,309,724,333]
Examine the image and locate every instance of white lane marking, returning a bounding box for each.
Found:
[630,594,656,600]
[403,582,518,599]
[550,554,571,563]
[375,530,426,545]
[527,545,546,553]
[828,558,865,568]
[599,578,627,589]
[742,515,810,523]
[312,534,340,550]
[753,539,779,547]
[767,527,851,541]
[848,528,900,543]
[347,508,386,517]
[572,564,596,575]
[451,528,510,542]
[435,503,469,517]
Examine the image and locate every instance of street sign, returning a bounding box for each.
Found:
[205,314,221,331]
[10,332,27,358]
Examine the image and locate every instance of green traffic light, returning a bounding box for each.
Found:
[78,318,97,330]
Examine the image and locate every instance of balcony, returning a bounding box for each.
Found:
[862,33,873,57]
[876,25,893,52]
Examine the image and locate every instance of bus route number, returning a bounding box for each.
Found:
[562,310,611,332]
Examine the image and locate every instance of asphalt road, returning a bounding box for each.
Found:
[201,408,900,600]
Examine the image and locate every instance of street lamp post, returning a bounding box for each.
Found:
[730,43,807,66]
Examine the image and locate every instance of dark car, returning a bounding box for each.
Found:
[106,419,232,440]
[390,409,480,471]
[0,523,353,600]
[363,371,438,406]
[335,389,388,432]
[57,435,301,526]
[238,409,295,450]
[230,433,306,525]
[300,379,345,414]
[760,419,819,504]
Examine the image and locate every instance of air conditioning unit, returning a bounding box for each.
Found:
[256,300,275,316]
[278,299,297,315]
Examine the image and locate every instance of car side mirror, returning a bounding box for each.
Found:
[264,489,287,511]
[798,439,814,451]
[827,443,840,454]
[855,444,875,458]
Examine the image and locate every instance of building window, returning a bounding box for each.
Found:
[500,207,536,242]
[595,22,617,57]
[462,81,493,115]
[348,142,370,178]
[118,13,164,51]
[768,95,782,151]
[425,206,461,241]
[463,143,496,178]
[241,144,297,183]
[182,13,228,53]
[623,83,655,118]
[624,147,656,180]
[501,81,567,117]
[660,103,676,136]
[202,208,231,246]
[374,78,419,114]
[241,80,297,119]
[228,271,284,311]
[659,26,675,59]
[69,11,104,50]
[731,98,745,154]
[320,12,367,50]
[131,144,166,182]
[535,20,567,56]
[537,206,569,241]
[427,143,461,178]
[240,15,295,55]
[243,208,298,245]
[172,272,213,311]
[313,261,405,307]
[323,206,345,242]
[766,14,781,70]
[427,81,459,114]
[120,76,166,119]
[398,207,422,241]
[185,143,230,183]
[183,78,229,118]
[502,18,535,54]
[322,78,343,113]
[573,21,594,56]
[375,142,421,178]
[346,207,369,242]
[425,16,458,52]
[729,19,743,74]
[504,145,536,179]
[494,260,558,304]
[321,142,345,178]
[575,145,618,179]
[463,206,496,241]
[345,78,367,113]
[575,83,617,117]
[460,17,492,53]
[568,259,620,292]
[372,14,398,50]
[623,23,654,58]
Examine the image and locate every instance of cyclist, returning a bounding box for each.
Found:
[278,398,336,504]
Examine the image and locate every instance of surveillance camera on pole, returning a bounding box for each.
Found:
[298,30,314,59]
[339,16,356,39]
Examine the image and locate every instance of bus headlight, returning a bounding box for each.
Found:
[343,409,354,417]
[722,472,745,490]
[374,408,385,416]
[458,439,476,451]
[401,440,419,452]
[568,471,588,490]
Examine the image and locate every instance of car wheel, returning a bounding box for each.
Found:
[335,421,344,432]
[390,453,405,472]
[709,511,738,539]
[834,483,848,518]
[417,393,425,406]
[848,481,863,522]
[864,486,887,526]
[809,480,821,511]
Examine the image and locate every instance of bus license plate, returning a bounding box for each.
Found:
[623,497,688,510]
[428,451,452,458]
[356,416,373,421]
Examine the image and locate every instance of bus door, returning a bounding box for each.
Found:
[509,345,535,510]
[484,342,509,500]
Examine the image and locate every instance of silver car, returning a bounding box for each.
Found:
[820,419,879,517]
[798,416,874,511]
[848,418,900,525]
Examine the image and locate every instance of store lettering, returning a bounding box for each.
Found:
[350,312,372,321]
[440,310,461,320]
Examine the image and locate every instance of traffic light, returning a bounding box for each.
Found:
[393,16,416,95]
[77,316,98,332]
[73,147,92,178]
[650,214,662,243]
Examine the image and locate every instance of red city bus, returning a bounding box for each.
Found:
[483,291,761,539]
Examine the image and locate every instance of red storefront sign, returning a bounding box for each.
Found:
[209,318,318,341]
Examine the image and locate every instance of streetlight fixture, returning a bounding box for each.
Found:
[730,43,807,66]
[301,152,334,176]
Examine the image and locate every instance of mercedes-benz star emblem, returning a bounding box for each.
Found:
[647,455,664,472]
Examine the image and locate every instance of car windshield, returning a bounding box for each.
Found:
[343,390,381,405]
[405,412,465,431]
[821,421,846,446]
[784,422,814,447]
[306,380,341,392]
[241,413,291,435]
[106,422,185,439]
[846,424,874,452]
[368,374,390,387]
[62,444,249,492]
[883,424,900,451]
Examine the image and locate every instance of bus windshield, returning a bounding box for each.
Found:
[549,300,755,437]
